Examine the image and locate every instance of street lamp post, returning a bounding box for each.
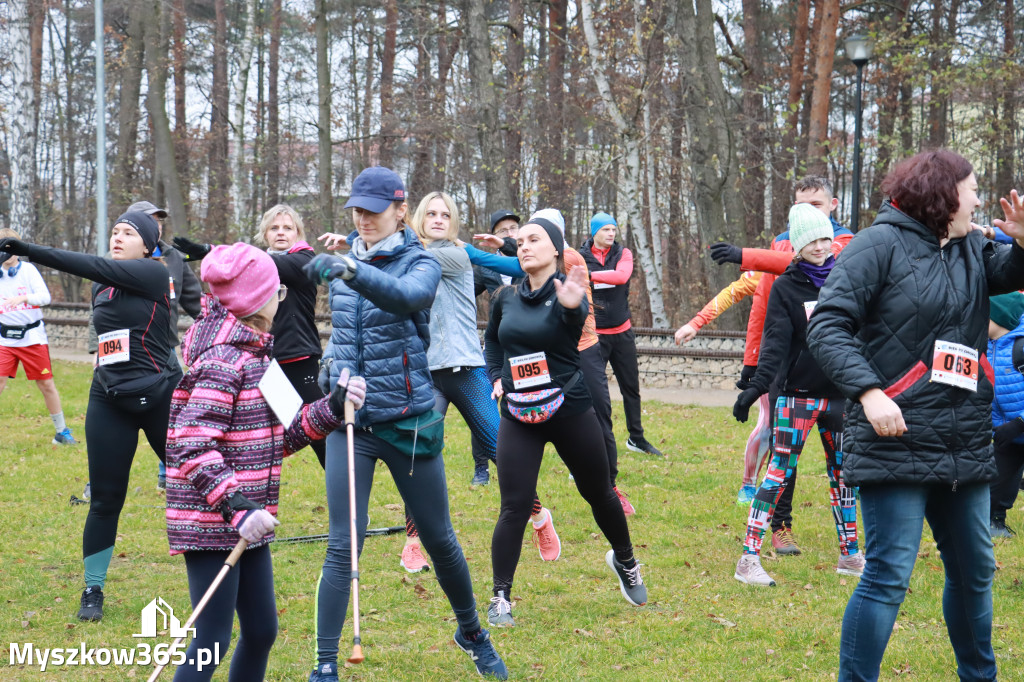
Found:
[844,32,872,233]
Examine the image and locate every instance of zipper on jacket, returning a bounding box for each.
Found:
[938,242,964,490]
[354,294,365,377]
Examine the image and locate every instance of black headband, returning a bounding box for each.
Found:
[523,218,564,255]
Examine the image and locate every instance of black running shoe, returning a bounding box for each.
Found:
[626,437,664,457]
[77,587,104,621]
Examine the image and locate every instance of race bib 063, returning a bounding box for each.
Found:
[930,339,978,392]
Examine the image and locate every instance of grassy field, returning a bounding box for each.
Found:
[2,360,1023,681]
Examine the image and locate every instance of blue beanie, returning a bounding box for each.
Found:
[590,212,617,236]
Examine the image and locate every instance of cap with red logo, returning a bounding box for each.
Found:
[343,166,407,214]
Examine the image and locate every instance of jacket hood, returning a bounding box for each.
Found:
[873,202,943,245]
[182,295,272,366]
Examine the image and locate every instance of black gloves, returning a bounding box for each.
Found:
[733,387,761,423]
[172,236,212,262]
[709,242,742,265]
[736,364,757,391]
[499,236,519,257]
[304,254,356,285]
[219,491,261,524]
[0,237,29,259]
[994,417,1024,449]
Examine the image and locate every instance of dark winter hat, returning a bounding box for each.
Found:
[343,166,407,214]
[990,292,1024,331]
[489,209,521,233]
[115,211,160,256]
[127,201,168,219]
[522,217,564,256]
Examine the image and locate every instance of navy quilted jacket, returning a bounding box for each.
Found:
[989,320,1024,442]
[807,202,1024,486]
[322,228,441,428]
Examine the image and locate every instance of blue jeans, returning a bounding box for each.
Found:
[314,429,480,666]
[839,483,996,681]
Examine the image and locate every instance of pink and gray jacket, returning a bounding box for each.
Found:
[165,295,341,554]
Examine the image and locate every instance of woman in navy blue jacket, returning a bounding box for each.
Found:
[303,167,506,682]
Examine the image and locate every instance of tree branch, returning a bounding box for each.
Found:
[714,13,749,74]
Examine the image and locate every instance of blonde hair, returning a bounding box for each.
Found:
[255,204,305,246]
[410,192,460,243]
[0,228,20,240]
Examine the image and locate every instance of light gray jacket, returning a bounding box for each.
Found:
[424,240,485,371]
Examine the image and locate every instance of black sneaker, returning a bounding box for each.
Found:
[157,473,167,491]
[308,662,338,681]
[626,437,664,457]
[453,627,508,680]
[77,586,104,621]
[605,550,647,606]
[472,465,489,486]
[990,518,1016,538]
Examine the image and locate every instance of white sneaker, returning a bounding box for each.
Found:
[836,551,866,577]
[734,554,776,586]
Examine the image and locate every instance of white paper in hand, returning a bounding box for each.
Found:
[258,359,303,427]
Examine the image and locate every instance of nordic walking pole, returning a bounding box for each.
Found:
[345,399,365,663]
[147,536,247,682]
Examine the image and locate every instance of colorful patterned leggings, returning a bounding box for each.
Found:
[742,396,858,556]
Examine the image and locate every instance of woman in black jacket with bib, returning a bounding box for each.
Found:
[0,212,175,623]
[806,150,1024,682]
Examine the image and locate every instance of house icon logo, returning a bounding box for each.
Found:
[133,597,195,638]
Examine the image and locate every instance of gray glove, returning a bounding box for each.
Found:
[237,509,280,543]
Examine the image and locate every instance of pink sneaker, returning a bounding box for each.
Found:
[532,508,561,561]
[614,487,636,516]
[400,542,431,573]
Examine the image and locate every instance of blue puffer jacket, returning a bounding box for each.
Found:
[989,317,1024,444]
[323,228,441,427]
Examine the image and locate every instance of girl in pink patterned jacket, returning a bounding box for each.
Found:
[165,243,364,682]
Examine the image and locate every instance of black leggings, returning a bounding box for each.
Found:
[491,408,633,596]
[82,379,174,588]
[173,545,278,682]
[279,356,327,469]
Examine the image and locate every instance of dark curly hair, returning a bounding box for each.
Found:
[880,149,973,241]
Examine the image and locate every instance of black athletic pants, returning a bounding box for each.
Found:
[173,544,278,682]
[991,438,1024,521]
[491,408,633,596]
[579,344,619,486]
[82,378,174,588]
[598,328,645,442]
[280,356,327,469]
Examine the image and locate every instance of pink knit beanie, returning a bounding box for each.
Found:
[201,243,280,318]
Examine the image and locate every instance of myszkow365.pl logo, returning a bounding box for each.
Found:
[8,597,221,673]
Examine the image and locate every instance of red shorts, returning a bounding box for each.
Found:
[0,344,54,380]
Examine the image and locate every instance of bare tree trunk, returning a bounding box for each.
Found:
[996,0,1016,193]
[869,0,911,213]
[672,0,745,324]
[266,0,281,204]
[463,0,513,214]
[410,6,433,194]
[580,0,668,326]
[145,0,188,239]
[805,0,839,173]
[378,0,398,167]
[315,0,334,231]
[231,0,258,228]
[505,0,525,208]
[9,0,38,235]
[110,2,145,210]
[537,0,567,208]
[206,0,230,237]
[171,0,188,207]
[772,0,810,230]
[740,0,765,240]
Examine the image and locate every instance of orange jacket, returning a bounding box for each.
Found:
[686,270,761,330]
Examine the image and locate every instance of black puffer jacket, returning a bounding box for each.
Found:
[807,202,1024,487]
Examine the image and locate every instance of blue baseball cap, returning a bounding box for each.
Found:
[590,212,617,235]
[343,166,407,213]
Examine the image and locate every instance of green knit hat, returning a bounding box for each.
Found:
[788,203,833,254]
[990,292,1024,331]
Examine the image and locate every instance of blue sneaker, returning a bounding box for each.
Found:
[736,484,756,506]
[308,662,338,681]
[453,627,508,680]
[53,428,77,446]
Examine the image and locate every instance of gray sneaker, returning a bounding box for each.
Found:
[487,590,515,627]
[734,554,776,586]
[605,550,647,606]
[836,552,866,576]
